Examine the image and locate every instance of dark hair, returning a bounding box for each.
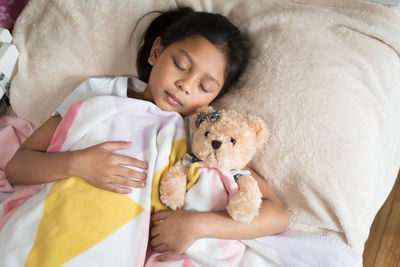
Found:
[136,7,249,98]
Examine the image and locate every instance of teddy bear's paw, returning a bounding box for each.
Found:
[159,163,187,210]
[159,193,185,210]
[226,195,261,223]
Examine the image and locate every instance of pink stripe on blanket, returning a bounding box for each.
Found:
[135,211,151,267]
[182,257,195,267]
[205,166,238,211]
[0,184,44,231]
[48,101,83,152]
[217,239,245,266]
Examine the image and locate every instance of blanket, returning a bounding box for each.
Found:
[0,95,187,266]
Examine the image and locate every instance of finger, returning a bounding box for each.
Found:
[112,176,146,188]
[152,243,168,253]
[103,183,132,194]
[152,210,173,221]
[100,141,131,151]
[116,155,148,170]
[156,251,176,262]
[150,226,160,238]
[150,235,163,248]
[117,166,147,181]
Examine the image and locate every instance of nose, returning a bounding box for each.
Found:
[211,140,222,150]
[176,79,192,95]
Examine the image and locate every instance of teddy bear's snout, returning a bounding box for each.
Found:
[211,140,222,150]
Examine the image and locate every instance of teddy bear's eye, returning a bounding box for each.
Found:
[230,138,236,145]
[205,131,209,137]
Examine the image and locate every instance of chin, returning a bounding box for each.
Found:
[156,101,173,112]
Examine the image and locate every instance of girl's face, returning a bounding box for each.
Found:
[145,35,227,116]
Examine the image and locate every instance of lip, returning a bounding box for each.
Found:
[165,91,183,107]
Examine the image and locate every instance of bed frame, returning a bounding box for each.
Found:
[363,172,400,266]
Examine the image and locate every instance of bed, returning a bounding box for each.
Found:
[1,0,400,266]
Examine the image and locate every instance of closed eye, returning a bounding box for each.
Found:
[199,83,209,93]
[173,59,188,73]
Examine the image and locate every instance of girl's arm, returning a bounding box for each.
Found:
[150,166,289,261]
[5,114,148,194]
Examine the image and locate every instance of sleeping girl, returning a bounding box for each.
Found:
[2,7,289,265]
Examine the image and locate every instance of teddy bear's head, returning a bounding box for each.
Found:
[191,107,268,170]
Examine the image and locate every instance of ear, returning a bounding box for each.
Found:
[246,115,269,147]
[148,37,163,66]
[190,106,215,131]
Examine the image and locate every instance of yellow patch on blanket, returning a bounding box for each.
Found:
[150,139,188,214]
[26,177,144,267]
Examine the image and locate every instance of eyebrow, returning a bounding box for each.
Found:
[178,49,221,87]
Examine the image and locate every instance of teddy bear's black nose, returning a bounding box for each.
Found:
[211,140,222,150]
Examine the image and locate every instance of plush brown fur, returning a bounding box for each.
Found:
[159,107,268,223]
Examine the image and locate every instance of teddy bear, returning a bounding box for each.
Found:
[159,106,268,223]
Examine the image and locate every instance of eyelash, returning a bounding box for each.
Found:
[173,59,187,72]
[199,83,208,93]
[173,58,208,93]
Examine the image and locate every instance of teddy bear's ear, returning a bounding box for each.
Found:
[191,106,215,130]
[246,115,269,147]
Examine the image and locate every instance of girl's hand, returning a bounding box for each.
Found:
[150,210,201,261]
[71,141,148,194]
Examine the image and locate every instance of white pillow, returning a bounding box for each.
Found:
[10,0,400,253]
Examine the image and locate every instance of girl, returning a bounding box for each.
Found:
[5,7,289,262]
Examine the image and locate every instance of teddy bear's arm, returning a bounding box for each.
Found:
[226,174,262,223]
[159,160,188,210]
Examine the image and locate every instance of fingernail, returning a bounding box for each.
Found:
[142,182,146,187]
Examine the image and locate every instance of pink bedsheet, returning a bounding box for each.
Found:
[0,115,43,230]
